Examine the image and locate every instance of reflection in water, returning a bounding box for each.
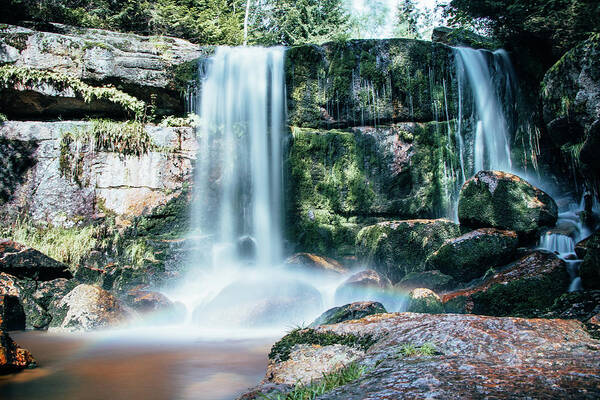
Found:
[0,331,274,400]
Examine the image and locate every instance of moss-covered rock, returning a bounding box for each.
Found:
[458,171,558,237]
[407,288,444,314]
[288,123,462,258]
[334,269,393,306]
[426,228,519,282]
[442,251,570,317]
[580,231,600,289]
[286,39,457,128]
[396,270,455,292]
[310,301,386,327]
[356,219,461,283]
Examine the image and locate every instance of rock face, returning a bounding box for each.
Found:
[310,301,386,327]
[0,331,37,374]
[356,219,461,283]
[541,34,600,182]
[426,228,519,282]
[579,231,600,289]
[0,121,196,226]
[0,239,72,280]
[406,288,443,314]
[245,313,600,399]
[288,124,462,258]
[284,253,348,275]
[0,24,204,117]
[458,171,558,236]
[286,39,456,129]
[49,284,130,332]
[442,251,570,316]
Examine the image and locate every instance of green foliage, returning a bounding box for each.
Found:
[398,342,438,357]
[268,328,376,362]
[124,238,158,267]
[0,113,6,123]
[261,362,367,400]
[0,65,146,118]
[158,113,200,127]
[2,219,101,269]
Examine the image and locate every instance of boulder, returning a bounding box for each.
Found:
[426,228,519,282]
[49,284,130,332]
[442,251,570,316]
[0,239,72,281]
[580,231,600,289]
[284,253,348,275]
[334,269,393,306]
[195,278,322,328]
[124,289,185,324]
[245,313,600,399]
[406,288,444,314]
[0,272,51,330]
[0,295,25,330]
[458,171,558,236]
[356,219,461,282]
[395,270,455,292]
[0,331,37,374]
[310,301,386,327]
[541,290,600,323]
[33,278,77,309]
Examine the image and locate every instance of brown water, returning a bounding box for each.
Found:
[0,330,275,400]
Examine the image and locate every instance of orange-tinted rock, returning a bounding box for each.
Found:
[244,313,600,399]
[0,331,36,374]
[284,253,348,275]
[442,251,569,316]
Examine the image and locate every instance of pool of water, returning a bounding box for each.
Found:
[0,330,276,400]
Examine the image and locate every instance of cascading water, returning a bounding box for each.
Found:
[453,47,514,175]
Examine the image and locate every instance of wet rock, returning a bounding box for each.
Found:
[442,251,569,316]
[334,270,393,306]
[236,236,257,263]
[0,239,72,281]
[0,295,25,330]
[0,272,50,330]
[541,290,600,323]
[406,288,443,314]
[579,231,600,289]
[426,228,519,282]
[49,284,130,332]
[246,313,600,399]
[124,289,185,323]
[0,331,37,374]
[580,119,600,171]
[310,302,386,327]
[33,278,77,310]
[196,279,322,328]
[284,253,348,275]
[356,219,461,283]
[458,171,558,237]
[395,270,455,292]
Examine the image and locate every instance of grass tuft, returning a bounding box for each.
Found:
[398,342,438,357]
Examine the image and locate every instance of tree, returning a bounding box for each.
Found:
[394,0,420,39]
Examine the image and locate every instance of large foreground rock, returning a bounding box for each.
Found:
[458,171,558,236]
[356,219,461,282]
[243,313,600,399]
[442,251,569,316]
[0,239,72,281]
[49,284,130,332]
[0,331,37,374]
[426,228,519,282]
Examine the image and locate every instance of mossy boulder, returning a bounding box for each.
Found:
[580,231,600,289]
[356,219,461,283]
[458,171,558,237]
[310,301,386,327]
[426,228,519,283]
[396,270,455,292]
[442,251,569,317]
[407,288,444,314]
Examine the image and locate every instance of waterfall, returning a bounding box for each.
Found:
[454,47,514,175]
[192,46,285,267]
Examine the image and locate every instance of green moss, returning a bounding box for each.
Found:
[268,328,376,363]
[0,65,146,118]
[82,41,112,51]
[1,219,101,270]
[261,361,367,400]
[0,32,32,51]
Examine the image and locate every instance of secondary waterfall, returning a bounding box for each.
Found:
[192,46,285,267]
[454,47,515,174]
